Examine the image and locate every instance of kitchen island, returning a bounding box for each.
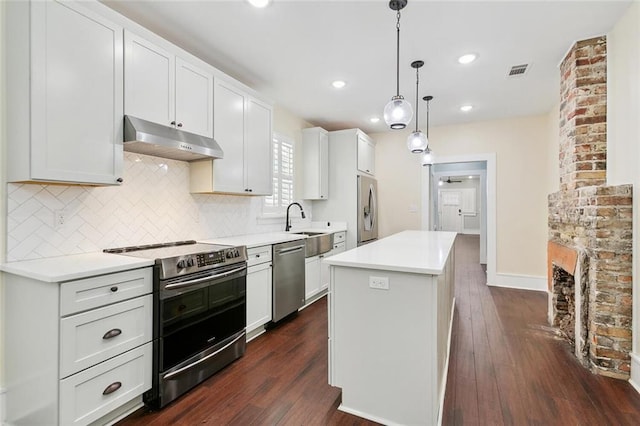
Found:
[325,230,456,426]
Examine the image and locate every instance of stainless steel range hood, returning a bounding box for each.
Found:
[123,116,224,162]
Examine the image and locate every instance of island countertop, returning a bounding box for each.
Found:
[324,230,456,275]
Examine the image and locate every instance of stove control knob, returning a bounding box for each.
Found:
[234,249,240,257]
[187,258,195,267]
[226,251,233,259]
[177,259,187,269]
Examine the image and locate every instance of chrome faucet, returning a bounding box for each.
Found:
[285,202,306,232]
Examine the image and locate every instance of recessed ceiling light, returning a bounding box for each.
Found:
[458,53,477,64]
[468,176,473,179]
[370,117,380,123]
[332,80,346,89]
[460,105,473,112]
[248,0,270,8]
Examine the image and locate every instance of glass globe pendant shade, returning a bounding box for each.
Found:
[422,148,434,166]
[407,130,428,153]
[384,96,413,130]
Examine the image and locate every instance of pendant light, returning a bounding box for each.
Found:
[383,0,413,130]
[407,60,428,153]
[421,95,435,165]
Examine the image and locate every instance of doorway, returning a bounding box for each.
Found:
[420,153,496,283]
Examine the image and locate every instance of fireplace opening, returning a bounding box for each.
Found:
[552,265,575,345]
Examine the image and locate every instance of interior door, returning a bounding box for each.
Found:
[438,190,462,232]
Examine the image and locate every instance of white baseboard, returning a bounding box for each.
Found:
[337,404,401,426]
[489,273,547,292]
[629,352,640,394]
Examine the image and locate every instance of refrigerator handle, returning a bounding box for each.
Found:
[369,184,376,231]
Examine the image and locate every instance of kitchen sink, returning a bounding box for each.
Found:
[291,231,334,257]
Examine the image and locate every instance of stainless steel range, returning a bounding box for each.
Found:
[104,240,247,408]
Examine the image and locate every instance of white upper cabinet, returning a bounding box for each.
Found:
[302,127,329,200]
[6,0,124,185]
[190,78,273,195]
[124,31,213,138]
[124,33,174,128]
[357,133,376,176]
[175,58,214,138]
[246,97,273,195]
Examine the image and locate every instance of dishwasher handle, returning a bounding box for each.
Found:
[275,245,305,255]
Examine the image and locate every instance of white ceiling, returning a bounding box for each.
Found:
[102,0,631,134]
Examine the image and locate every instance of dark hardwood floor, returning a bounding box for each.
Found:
[118,234,640,425]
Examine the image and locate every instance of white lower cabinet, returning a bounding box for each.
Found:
[246,245,272,334]
[3,266,153,426]
[59,343,152,426]
[305,256,322,301]
[306,231,347,303]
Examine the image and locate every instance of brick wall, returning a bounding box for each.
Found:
[549,36,633,379]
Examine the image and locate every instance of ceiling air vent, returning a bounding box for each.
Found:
[507,63,530,77]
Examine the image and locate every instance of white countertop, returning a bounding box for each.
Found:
[324,230,457,275]
[0,253,154,283]
[200,227,346,249]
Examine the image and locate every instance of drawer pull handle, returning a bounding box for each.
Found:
[102,329,122,340]
[110,286,118,292]
[256,254,260,258]
[102,381,122,395]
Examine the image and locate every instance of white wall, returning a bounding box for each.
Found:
[373,113,552,279]
[606,1,640,391]
[0,0,6,414]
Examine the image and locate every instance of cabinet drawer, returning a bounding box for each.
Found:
[59,342,152,426]
[60,295,153,378]
[61,268,152,315]
[333,232,346,243]
[332,242,346,254]
[247,245,272,267]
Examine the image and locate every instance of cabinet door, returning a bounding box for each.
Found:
[246,262,272,332]
[124,31,174,129]
[357,135,375,176]
[213,79,246,193]
[319,254,330,291]
[302,128,329,200]
[31,0,123,185]
[175,57,213,138]
[305,256,321,301]
[246,97,273,195]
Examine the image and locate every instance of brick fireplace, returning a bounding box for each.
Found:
[548,36,633,379]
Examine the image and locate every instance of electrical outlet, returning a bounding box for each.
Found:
[369,276,389,290]
[54,210,65,229]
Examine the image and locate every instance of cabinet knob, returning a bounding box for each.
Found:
[177,122,183,128]
[116,177,123,183]
[170,121,176,126]
[110,286,118,292]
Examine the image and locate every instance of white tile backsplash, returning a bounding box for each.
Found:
[6,152,310,261]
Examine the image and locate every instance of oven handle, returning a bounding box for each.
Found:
[164,266,246,290]
[162,332,245,380]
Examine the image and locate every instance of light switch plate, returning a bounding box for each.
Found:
[369,276,389,290]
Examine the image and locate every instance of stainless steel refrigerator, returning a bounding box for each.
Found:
[357,175,378,245]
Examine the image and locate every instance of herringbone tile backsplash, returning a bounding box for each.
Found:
[7,153,309,261]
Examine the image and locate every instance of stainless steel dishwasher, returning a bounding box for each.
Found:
[272,239,306,322]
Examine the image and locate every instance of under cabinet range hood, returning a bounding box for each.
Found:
[123,115,224,162]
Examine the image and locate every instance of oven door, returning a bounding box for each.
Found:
[148,263,247,408]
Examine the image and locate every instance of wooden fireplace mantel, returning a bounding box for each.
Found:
[548,241,578,290]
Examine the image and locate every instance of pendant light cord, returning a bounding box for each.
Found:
[426,99,430,138]
[396,10,401,96]
[415,66,419,132]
